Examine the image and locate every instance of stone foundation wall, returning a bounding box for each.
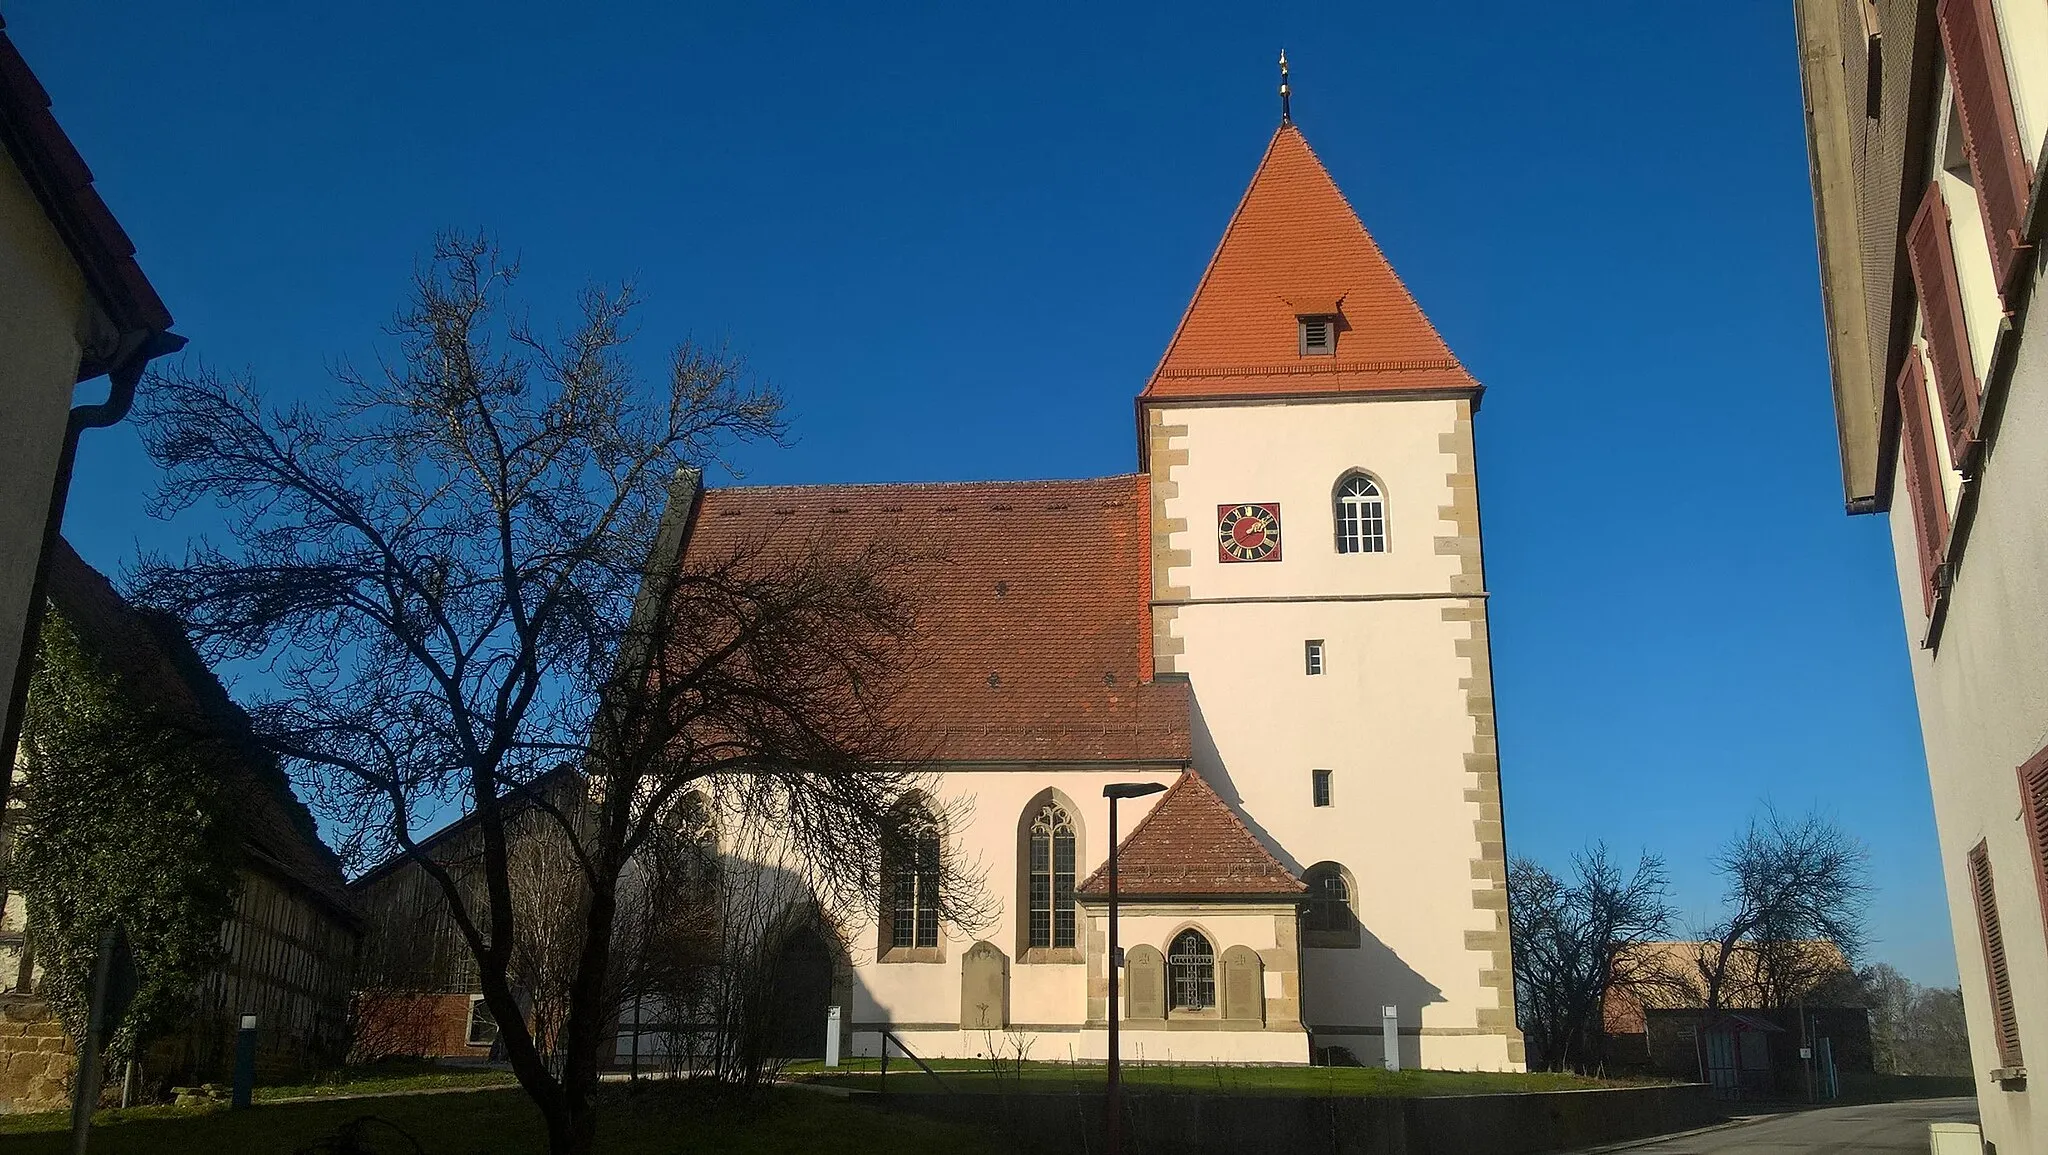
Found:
[0,995,74,1113]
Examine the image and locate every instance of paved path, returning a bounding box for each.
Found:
[1577,1097,1979,1154]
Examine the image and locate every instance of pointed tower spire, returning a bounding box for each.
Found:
[1278,49,1291,125]
[1139,124,1478,403]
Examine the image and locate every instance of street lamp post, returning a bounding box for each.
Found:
[1103,780,1166,1155]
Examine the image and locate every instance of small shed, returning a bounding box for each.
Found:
[1701,1013,1783,1099]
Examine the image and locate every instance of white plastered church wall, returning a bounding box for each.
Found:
[846,767,1178,1057]
[1150,395,1520,1072]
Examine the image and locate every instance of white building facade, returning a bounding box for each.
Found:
[1798,0,2048,1147]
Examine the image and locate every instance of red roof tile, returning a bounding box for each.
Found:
[681,476,1190,764]
[1141,124,1477,402]
[1076,771,1303,898]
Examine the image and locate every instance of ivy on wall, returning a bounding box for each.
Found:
[12,612,242,1066]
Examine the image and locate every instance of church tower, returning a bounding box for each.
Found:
[1140,117,1523,1070]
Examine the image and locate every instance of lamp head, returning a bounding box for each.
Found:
[1104,781,1168,800]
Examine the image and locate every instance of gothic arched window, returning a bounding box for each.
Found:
[886,807,941,951]
[1028,802,1077,950]
[1335,473,1387,554]
[1168,929,1216,1010]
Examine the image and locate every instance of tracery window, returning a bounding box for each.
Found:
[1335,474,1386,554]
[1028,802,1077,950]
[1168,929,1216,1010]
[888,810,941,950]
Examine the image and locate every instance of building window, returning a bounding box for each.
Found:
[2020,748,2048,955]
[1968,840,2024,1073]
[1304,640,1325,675]
[1895,352,1951,616]
[1311,768,1333,807]
[888,811,941,950]
[1299,315,1336,356]
[466,995,498,1048]
[1168,929,1216,1010]
[1028,802,1077,950]
[1936,0,2032,294]
[1301,862,1360,948]
[1335,474,1386,554]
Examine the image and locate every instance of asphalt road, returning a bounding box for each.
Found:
[1577,1097,1981,1154]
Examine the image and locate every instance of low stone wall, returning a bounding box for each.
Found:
[872,1083,1726,1155]
[0,995,75,1113]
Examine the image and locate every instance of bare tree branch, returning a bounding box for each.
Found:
[130,234,966,1155]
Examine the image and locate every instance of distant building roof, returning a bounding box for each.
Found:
[39,540,355,923]
[680,475,1191,765]
[1076,771,1303,898]
[348,763,586,891]
[1603,939,1853,1035]
[1141,124,1477,404]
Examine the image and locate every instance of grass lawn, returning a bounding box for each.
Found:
[254,1057,517,1102]
[0,1085,1002,1154]
[785,1057,1650,1097]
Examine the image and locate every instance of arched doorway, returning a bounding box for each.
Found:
[763,926,834,1059]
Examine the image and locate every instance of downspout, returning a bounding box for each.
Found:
[0,330,185,813]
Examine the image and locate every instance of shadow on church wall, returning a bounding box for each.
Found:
[1186,689,1302,873]
[1187,687,1447,1037]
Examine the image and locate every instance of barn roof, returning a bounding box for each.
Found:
[39,540,357,924]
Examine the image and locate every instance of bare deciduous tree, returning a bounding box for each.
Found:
[1692,808,1870,1011]
[1509,844,1678,1070]
[1851,963,1971,1076]
[130,235,984,1155]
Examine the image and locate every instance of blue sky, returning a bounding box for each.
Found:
[13,2,1955,984]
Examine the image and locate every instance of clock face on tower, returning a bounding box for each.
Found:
[1216,503,1282,563]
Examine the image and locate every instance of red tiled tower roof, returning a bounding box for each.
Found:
[682,476,1190,764]
[1141,123,1477,402]
[1077,771,1304,898]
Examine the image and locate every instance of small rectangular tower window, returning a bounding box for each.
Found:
[1304,640,1325,675]
[1311,769,1333,808]
[1299,316,1335,356]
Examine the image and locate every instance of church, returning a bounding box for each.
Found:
[669,106,1521,1071]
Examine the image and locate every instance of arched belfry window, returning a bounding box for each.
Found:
[1335,474,1387,554]
[1168,929,1216,1010]
[1028,802,1077,950]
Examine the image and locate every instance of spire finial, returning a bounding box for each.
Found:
[1278,49,1291,125]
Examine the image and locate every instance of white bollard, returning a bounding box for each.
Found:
[1381,1005,1400,1072]
[824,1005,842,1068]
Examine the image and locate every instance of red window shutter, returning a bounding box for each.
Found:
[1906,184,1984,474]
[1895,351,1951,615]
[1969,840,2025,1069]
[1938,0,2035,292]
[2019,749,2048,956]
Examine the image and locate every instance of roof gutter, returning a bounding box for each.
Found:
[0,330,185,810]
[0,16,187,812]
